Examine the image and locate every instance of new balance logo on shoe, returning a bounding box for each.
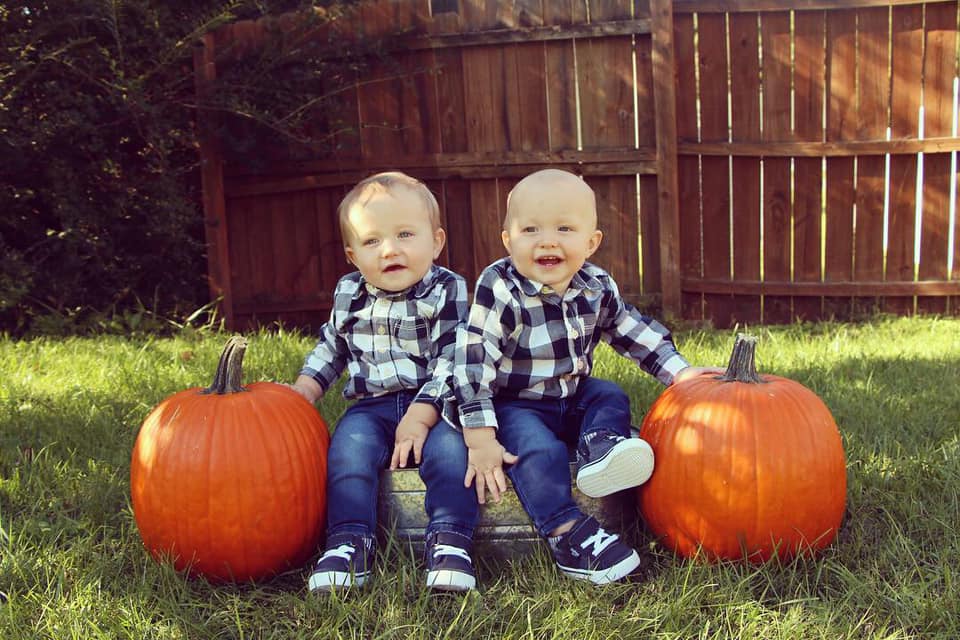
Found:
[308,533,375,592]
[580,528,619,557]
[550,516,641,584]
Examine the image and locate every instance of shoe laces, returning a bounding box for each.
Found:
[431,543,472,563]
[582,431,602,445]
[319,543,356,563]
[580,528,619,557]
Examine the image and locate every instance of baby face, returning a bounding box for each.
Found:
[342,185,445,292]
[501,171,602,296]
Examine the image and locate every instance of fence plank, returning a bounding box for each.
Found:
[955,157,960,315]
[793,10,826,322]
[504,41,551,151]
[357,61,403,160]
[272,192,304,303]
[242,196,276,323]
[823,9,858,319]
[853,6,889,317]
[636,34,659,299]
[513,0,545,27]
[543,0,589,25]
[461,0,505,30]
[761,11,793,323]
[462,46,508,152]
[469,179,506,276]
[542,0,580,150]
[590,177,642,301]
[356,4,406,159]
[590,0,634,21]
[673,12,702,320]
[639,174,662,297]
[635,35,656,146]
[651,0,683,316]
[315,188,346,302]
[885,5,924,315]
[577,37,636,149]
[194,34,235,329]
[699,12,737,327]
[729,12,763,326]
[918,1,958,314]
[438,178,476,282]
[579,4,639,298]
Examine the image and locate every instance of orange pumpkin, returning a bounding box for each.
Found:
[638,334,846,562]
[130,336,329,582]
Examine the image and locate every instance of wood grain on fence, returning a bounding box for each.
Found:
[677,0,960,324]
[196,0,960,330]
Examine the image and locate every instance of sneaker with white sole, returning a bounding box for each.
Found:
[575,430,655,498]
[424,531,477,592]
[550,515,641,584]
[307,532,375,592]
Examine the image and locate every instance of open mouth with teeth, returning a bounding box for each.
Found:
[536,256,563,266]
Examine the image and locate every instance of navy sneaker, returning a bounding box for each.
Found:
[575,430,655,497]
[550,516,641,584]
[307,532,375,592]
[424,531,477,591]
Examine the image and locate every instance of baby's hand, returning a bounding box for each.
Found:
[673,366,725,385]
[288,375,323,404]
[390,403,438,469]
[463,427,518,504]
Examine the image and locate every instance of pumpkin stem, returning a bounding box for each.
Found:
[718,333,763,383]
[202,336,248,394]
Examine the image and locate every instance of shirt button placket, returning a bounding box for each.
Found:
[375,298,390,352]
[563,302,581,367]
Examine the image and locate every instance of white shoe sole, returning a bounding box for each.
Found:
[308,571,368,592]
[558,549,642,584]
[426,569,476,591]
[576,438,655,498]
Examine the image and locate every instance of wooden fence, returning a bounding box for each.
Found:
[195,0,960,330]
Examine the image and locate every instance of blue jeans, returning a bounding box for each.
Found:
[494,377,632,537]
[326,392,478,539]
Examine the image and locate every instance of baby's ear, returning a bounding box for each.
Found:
[433,227,447,258]
[501,229,512,254]
[587,229,603,256]
[343,245,356,265]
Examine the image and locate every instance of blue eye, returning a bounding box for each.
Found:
[363,238,379,247]
[522,226,537,233]
[558,225,573,232]
[398,231,413,239]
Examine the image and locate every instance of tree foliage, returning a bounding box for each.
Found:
[0,0,372,335]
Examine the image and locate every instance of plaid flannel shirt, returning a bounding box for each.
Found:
[301,264,467,411]
[454,258,690,429]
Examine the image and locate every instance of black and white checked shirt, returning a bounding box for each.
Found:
[454,258,690,429]
[301,264,467,410]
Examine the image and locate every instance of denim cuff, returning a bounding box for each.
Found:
[425,522,475,540]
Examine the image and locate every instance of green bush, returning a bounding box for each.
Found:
[1,1,371,335]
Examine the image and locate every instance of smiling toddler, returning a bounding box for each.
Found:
[453,168,720,584]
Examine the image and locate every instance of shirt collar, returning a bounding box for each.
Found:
[355,264,439,300]
[504,258,604,299]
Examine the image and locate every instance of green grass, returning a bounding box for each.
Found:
[1,316,958,639]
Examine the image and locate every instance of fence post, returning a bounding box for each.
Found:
[193,33,234,329]
[650,0,682,317]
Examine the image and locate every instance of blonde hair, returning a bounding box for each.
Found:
[338,172,440,243]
